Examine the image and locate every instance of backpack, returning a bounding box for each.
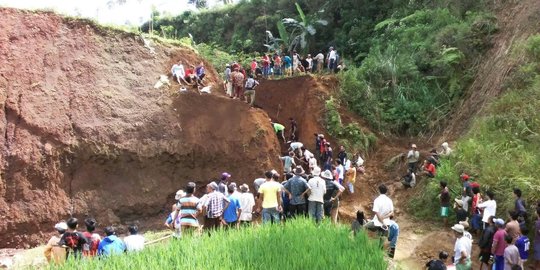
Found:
[63,232,82,251]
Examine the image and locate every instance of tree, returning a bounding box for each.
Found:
[281,2,328,53]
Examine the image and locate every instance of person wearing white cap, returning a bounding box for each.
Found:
[492,218,508,270]
[406,143,420,172]
[441,142,453,156]
[44,222,68,264]
[238,184,255,225]
[452,223,472,269]
[307,167,326,224]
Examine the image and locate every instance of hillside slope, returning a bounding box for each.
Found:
[0,8,280,248]
[445,0,540,136]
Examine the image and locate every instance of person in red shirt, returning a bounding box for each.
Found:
[422,160,436,178]
[250,59,258,76]
[262,54,270,78]
[184,67,196,85]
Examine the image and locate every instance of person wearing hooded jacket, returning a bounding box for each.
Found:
[98,227,126,256]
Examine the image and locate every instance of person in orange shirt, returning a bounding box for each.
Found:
[44,222,67,264]
[422,160,436,178]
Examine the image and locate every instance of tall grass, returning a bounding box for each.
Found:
[51,219,387,270]
[409,35,540,221]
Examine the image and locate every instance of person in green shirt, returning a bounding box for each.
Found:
[271,121,286,143]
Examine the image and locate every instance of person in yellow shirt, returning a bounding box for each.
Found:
[345,165,357,194]
[257,171,284,224]
[44,222,67,264]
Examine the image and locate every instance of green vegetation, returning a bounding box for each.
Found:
[410,35,540,220]
[325,97,377,154]
[51,219,387,270]
[340,9,497,134]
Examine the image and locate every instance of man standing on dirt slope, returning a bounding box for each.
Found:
[323,142,333,171]
[365,184,394,247]
[337,145,347,165]
[231,67,245,99]
[440,181,451,227]
[492,218,508,270]
[314,51,324,73]
[284,166,311,217]
[273,53,282,78]
[302,146,316,172]
[478,191,497,230]
[478,216,496,270]
[335,159,345,185]
[288,141,303,157]
[224,64,233,97]
[452,223,473,270]
[262,54,271,78]
[327,47,337,72]
[257,171,283,224]
[289,118,298,142]
[244,74,259,107]
[344,162,356,194]
[283,53,292,77]
[250,59,258,76]
[307,167,325,224]
[406,144,420,172]
[271,121,287,143]
[280,151,296,174]
[203,182,230,231]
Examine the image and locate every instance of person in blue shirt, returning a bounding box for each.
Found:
[98,227,126,256]
[283,54,292,77]
[195,62,206,86]
[515,227,530,263]
[387,215,399,258]
[223,184,242,228]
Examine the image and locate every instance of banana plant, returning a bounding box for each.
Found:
[280,2,328,52]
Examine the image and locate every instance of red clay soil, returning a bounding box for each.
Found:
[444,0,540,138]
[0,8,280,248]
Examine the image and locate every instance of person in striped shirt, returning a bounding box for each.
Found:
[173,182,200,236]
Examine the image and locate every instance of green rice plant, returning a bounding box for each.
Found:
[51,218,386,270]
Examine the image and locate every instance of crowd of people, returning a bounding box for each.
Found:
[43,217,145,263]
[397,141,539,270]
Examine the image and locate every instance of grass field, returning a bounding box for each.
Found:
[50,218,387,270]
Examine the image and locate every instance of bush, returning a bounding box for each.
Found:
[51,219,387,270]
[325,97,377,154]
[409,36,540,220]
[340,9,496,135]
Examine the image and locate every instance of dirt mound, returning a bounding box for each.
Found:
[0,8,280,248]
[444,0,540,137]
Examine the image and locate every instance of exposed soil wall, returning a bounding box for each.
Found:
[0,8,280,248]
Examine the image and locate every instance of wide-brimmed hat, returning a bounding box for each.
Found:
[454,198,463,207]
[321,170,333,180]
[175,189,186,200]
[311,166,321,176]
[294,166,305,175]
[411,144,417,148]
[451,224,465,233]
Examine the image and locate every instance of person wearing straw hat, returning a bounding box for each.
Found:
[44,222,68,264]
[284,166,310,217]
[307,167,326,224]
[451,223,472,270]
[321,169,344,224]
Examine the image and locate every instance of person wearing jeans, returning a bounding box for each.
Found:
[307,167,325,224]
[257,171,283,224]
